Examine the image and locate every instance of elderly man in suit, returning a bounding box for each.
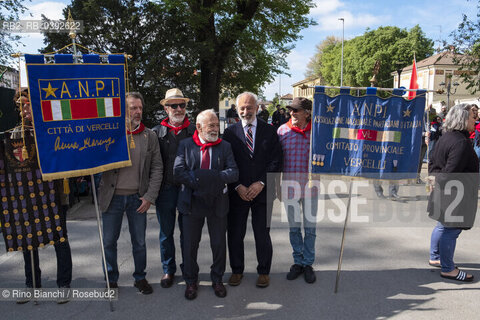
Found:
[174,109,238,300]
[223,92,283,288]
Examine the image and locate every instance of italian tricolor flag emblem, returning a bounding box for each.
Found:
[41,98,121,121]
[332,127,401,143]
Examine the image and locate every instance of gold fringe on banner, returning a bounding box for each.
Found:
[17,54,29,161]
[130,136,135,149]
[40,160,132,181]
[63,178,70,194]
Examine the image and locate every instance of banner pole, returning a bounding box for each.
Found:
[334,179,353,293]
[90,174,114,312]
[31,250,38,305]
[301,85,440,94]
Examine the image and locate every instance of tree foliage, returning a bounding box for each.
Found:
[304,36,339,79]
[0,0,28,65]
[163,0,315,111]
[42,0,315,124]
[42,0,197,127]
[451,1,480,94]
[309,25,434,88]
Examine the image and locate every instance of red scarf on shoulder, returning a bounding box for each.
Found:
[286,119,311,139]
[192,130,222,151]
[161,118,191,135]
[127,122,145,135]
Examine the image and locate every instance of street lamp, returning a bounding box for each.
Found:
[394,61,406,88]
[338,18,344,87]
[439,79,459,110]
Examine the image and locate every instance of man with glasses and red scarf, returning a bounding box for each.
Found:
[152,88,196,289]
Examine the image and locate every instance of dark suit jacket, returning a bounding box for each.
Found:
[223,118,282,204]
[173,138,238,217]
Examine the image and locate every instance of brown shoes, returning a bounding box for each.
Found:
[256,274,270,288]
[212,282,227,298]
[184,283,198,300]
[161,274,175,288]
[228,273,243,286]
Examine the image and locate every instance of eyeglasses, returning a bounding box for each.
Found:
[288,108,299,113]
[166,103,186,109]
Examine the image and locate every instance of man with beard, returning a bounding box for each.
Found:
[99,92,162,294]
[152,88,196,288]
[173,110,238,300]
[223,92,282,288]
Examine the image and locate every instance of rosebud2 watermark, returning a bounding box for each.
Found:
[0,288,117,301]
[0,20,84,33]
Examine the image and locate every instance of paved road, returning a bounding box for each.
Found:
[1,176,479,320]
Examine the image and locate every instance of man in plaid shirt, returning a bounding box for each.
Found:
[277,97,317,284]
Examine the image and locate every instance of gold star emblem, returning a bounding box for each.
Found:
[326,104,335,113]
[42,83,58,98]
[403,109,412,117]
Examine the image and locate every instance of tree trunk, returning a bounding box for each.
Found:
[199,59,222,112]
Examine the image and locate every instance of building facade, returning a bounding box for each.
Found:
[393,51,478,110]
[292,77,322,100]
[0,66,19,90]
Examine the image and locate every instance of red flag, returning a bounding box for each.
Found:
[408,57,418,100]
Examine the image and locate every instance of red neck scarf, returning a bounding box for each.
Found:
[127,122,145,135]
[192,130,222,151]
[161,117,191,135]
[287,119,311,138]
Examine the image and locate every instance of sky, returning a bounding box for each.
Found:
[8,0,479,99]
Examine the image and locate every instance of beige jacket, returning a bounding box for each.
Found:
[98,127,163,212]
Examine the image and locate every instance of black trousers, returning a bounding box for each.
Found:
[418,141,428,174]
[182,213,227,285]
[23,205,72,288]
[228,199,273,275]
[23,241,72,288]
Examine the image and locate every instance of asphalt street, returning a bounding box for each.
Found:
[1,171,479,320]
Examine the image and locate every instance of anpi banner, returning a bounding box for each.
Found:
[311,86,426,179]
[25,54,131,180]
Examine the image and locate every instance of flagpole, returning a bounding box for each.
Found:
[334,179,353,293]
[68,14,113,311]
[68,10,78,63]
[299,85,439,93]
[31,250,39,305]
[90,174,115,312]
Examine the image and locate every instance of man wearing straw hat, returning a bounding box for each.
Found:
[98,92,163,294]
[152,88,196,288]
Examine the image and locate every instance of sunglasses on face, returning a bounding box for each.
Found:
[166,103,186,109]
[288,108,299,113]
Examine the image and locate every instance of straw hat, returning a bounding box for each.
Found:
[160,88,190,106]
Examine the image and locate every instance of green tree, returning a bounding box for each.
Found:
[0,0,28,65]
[451,1,480,93]
[42,0,315,120]
[271,92,280,107]
[165,0,315,111]
[41,0,198,127]
[311,25,434,88]
[304,35,340,80]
